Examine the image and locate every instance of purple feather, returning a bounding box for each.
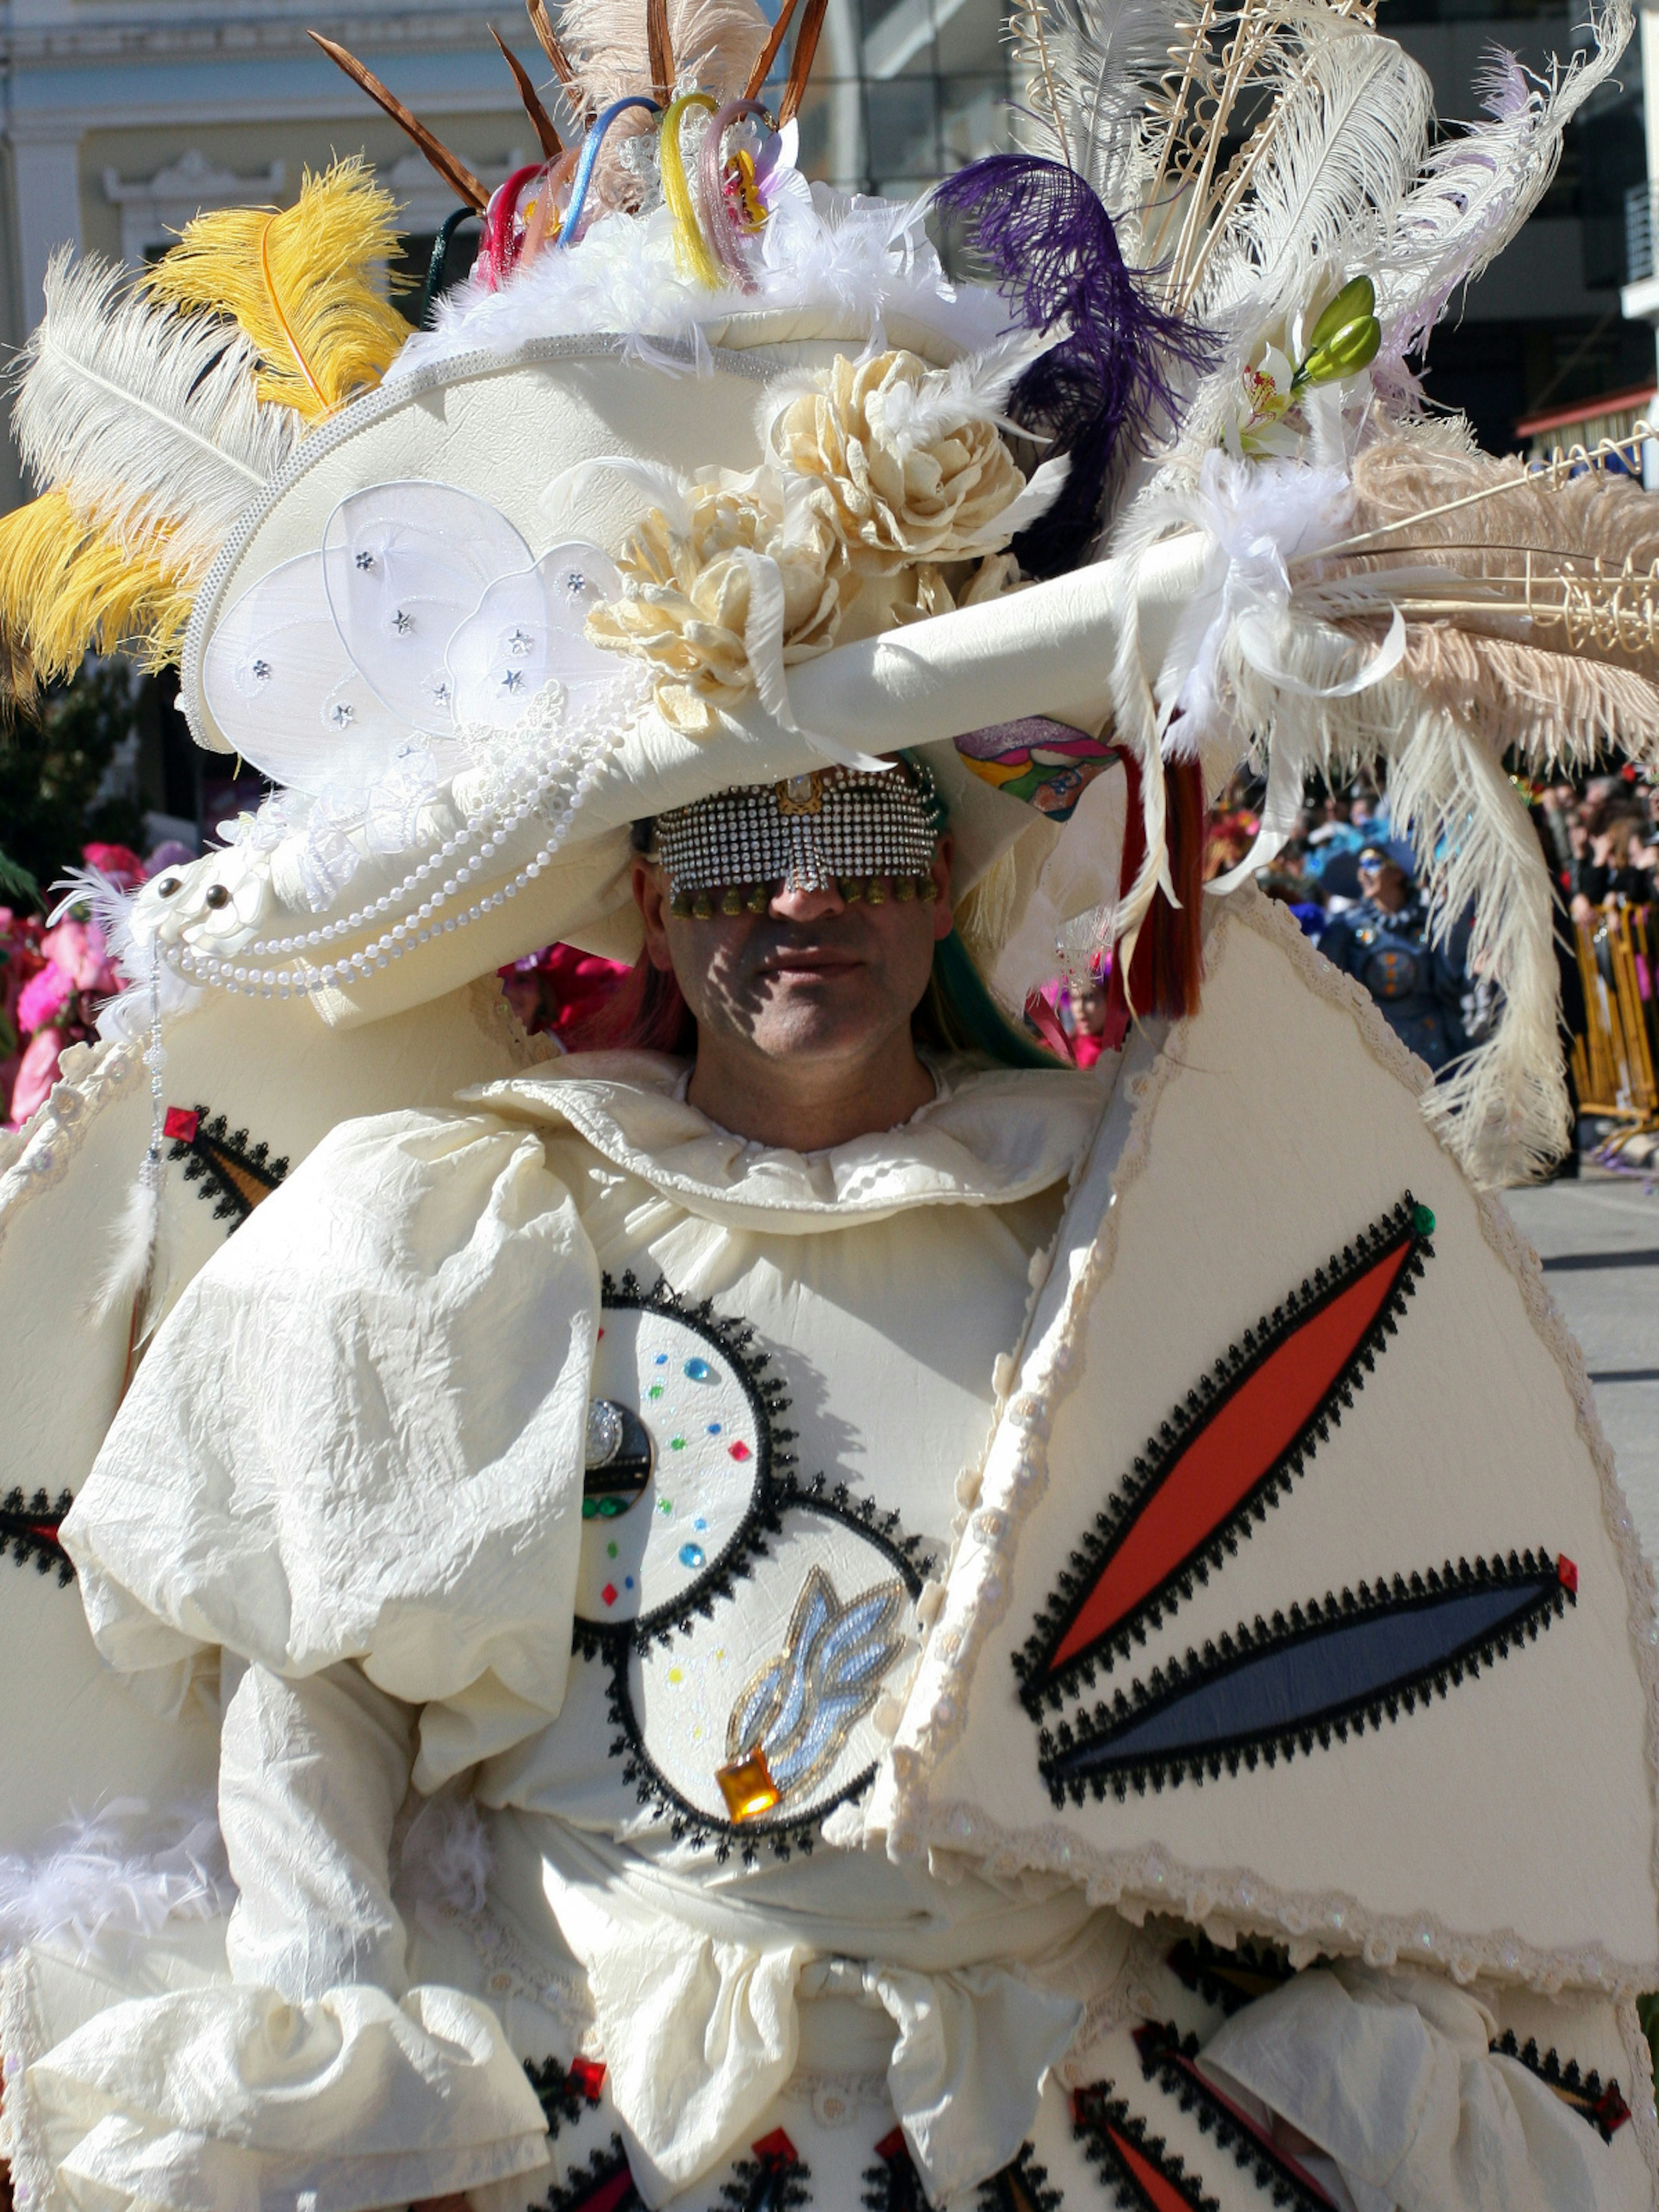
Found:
[934,155,1210,576]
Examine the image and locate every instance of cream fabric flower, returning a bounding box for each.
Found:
[586,483,842,737]
[773,351,1028,577]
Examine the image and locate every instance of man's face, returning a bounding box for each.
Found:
[634,838,955,1068]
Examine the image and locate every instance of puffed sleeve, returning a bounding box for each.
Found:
[61,1105,601,1719]
[26,1661,553,2212]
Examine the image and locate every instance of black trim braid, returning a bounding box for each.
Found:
[1166,1932,1294,2019]
[540,2134,642,2211]
[0,1487,73,1585]
[976,2142,1065,2212]
[864,2130,929,2212]
[1073,2082,1218,2211]
[1133,2024,1337,2212]
[1041,1548,1573,1804]
[524,2057,606,2140]
[165,1104,287,1227]
[710,2140,813,2210]
[1491,2030,1631,2140]
[581,1271,934,1862]
[1015,1194,1434,1715]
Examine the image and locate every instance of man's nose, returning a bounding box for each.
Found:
[770,882,846,922]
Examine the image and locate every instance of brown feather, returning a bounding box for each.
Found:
[308,34,486,210]
[646,0,676,101]
[491,27,564,156]
[744,0,798,99]
[777,0,827,122]
[525,0,590,113]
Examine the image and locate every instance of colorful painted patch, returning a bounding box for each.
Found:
[1073,2083,1218,2212]
[1042,1549,1574,1802]
[164,1103,288,1228]
[0,1486,73,1585]
[1132,2024,1337,2212]
[1491,2031,1631,2140]
[953,720,1118,821]
[1016,1195,1435,1713]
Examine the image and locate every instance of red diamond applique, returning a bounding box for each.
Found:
[751,2128,798,2167]
[1558,1554,1579,1595]
[570,2056,607,2102]
[728,1441,751,1462]
[601,1583,618,1606]
[163,1106,200,1142]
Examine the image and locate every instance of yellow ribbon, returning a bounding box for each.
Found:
[659,92,723,289]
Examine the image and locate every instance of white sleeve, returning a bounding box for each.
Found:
[219,1661,413,1999]
[26,1662,553,2212]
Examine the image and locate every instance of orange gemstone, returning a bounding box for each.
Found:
[715,1745,780,1822]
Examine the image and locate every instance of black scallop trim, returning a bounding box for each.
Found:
[581,1272,934,1861]
[1073,2082,1218,2211]
[1133,2024,1337,2212]
[541,2133,642,2212]
[863,2131,929,2212]
[0,1487,73,1585]
[524,2057,605,2140]
[710,2141,813,2209]
[166,1104,288,1228]
[1040,1548,1571,1805]
[976,2142,1064,2212]
[1015,1194,1433,1715]
[1491,2029,1631,2140]
[1166,1931,1294,2018]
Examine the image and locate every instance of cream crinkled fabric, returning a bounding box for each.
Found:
[1202,1961,1624,2212]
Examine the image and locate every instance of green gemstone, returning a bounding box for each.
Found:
[607,1540,619,1557]
[658,1497,674,1515]
[648,1383,664,1399]
[671,1437,686,1450]
[1412,1202,1436,1237]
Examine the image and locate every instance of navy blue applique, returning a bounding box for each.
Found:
[1042,1549,1574,1803]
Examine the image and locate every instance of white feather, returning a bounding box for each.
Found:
[1015,0,1191,218]
[0,1799,230,1961]
[1374,0,1631,361]
[12,251,298,572]
[1198,26,1434,329]
[89,1168,162,1324]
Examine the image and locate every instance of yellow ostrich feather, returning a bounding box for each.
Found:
[0,491,194,690]
[143,158,407,424]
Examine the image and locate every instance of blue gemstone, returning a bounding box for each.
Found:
[707,1422,721,1434]
[684,1357,713,1381]
[655,1353,668,1366]
[679,1543,706,1569]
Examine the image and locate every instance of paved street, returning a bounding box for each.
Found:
[1503,1174,1659,1564]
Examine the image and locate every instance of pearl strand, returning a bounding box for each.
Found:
[168,695,628,1001]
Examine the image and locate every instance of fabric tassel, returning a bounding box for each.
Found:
[932,156,1208,575]
[1099,750,1206,1046]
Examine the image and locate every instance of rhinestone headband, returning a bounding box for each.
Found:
[653,765,943,917]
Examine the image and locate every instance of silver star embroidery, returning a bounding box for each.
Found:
[392,609,413,633]
[431,679,451,703]
[502,668,525,693]
[507,628,534,657]
[330,702,356,726]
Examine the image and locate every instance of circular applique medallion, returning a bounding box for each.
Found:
[574,1279,776,1629]
[625,1507,923,1852]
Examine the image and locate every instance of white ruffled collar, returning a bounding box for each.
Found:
[460,1050,1112,1230]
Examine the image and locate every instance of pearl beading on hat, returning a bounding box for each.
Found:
[162,675,645,1000]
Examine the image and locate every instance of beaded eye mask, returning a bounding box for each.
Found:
[652,765,943,918]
